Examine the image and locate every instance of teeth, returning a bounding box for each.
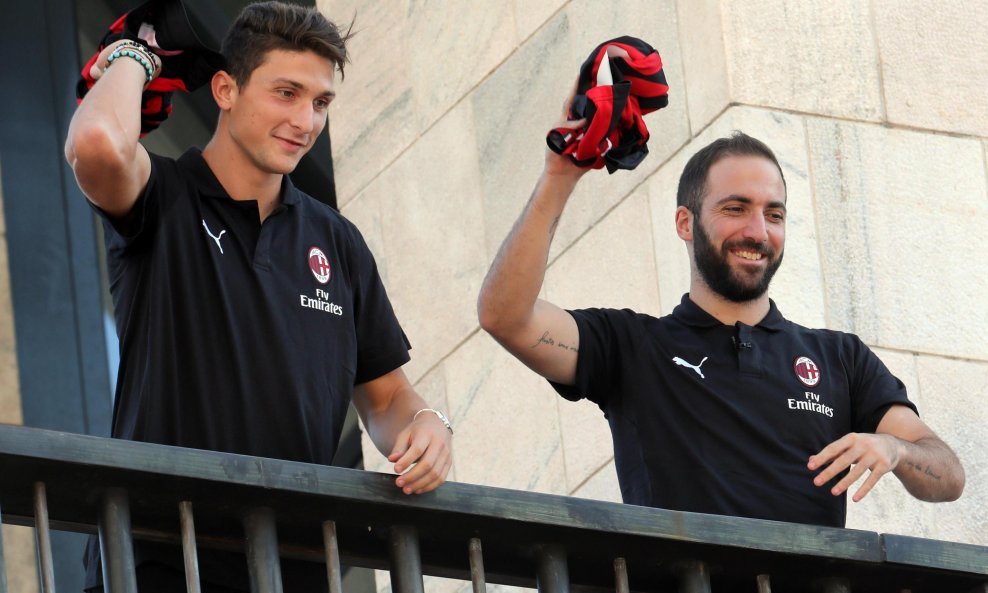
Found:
[734,250,763,260]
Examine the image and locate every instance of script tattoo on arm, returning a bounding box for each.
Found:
[530,331,578,353]
[903,460,942,481]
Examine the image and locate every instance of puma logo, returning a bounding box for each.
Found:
[672,356,708,379]
[202,219,227,254]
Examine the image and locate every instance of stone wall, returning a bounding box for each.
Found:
[320,0,986,563]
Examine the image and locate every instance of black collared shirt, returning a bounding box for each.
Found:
[554,295,914,527]
[87,148,409,590]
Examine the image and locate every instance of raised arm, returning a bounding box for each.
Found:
[64,41,160,218]
[808,404,965,503]
[477,112,589,386]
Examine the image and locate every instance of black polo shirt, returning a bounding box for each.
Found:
[87,148,409,590]
[554,295,915,527]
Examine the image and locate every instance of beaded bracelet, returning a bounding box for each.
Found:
[106,43,159,85]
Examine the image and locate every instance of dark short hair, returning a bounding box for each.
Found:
[221,1,352,86]
[677,131,786,217]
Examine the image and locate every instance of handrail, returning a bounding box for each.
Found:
[0,424,984,592]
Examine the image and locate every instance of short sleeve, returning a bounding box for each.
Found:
[845,334,918,433]
[91,152,179,247]
[346,225,411,384]
[550,308,639,408]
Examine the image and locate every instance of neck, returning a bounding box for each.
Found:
[202,134,283,219]
[687,278,772,326]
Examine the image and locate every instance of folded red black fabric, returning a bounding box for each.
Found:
[76,0,225,137]
[547,36,669,173]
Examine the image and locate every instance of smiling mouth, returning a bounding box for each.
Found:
[732,249,765,261]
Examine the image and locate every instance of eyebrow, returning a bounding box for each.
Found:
[714,194,787,212]
[271,77,336,98]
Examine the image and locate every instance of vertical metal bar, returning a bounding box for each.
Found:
[677,560,710,593]
[322,521,342,593]
[817,577,851,593]
[179,501,202,593]
[613,557,629,593]
[756,574,771,593]
[243,507,283,593]
[98,487,137,593]
[0,500,9,593]
[468,538,486,593]
[536,544,569,593]
[388,525,424,593]
[33,482,56,593]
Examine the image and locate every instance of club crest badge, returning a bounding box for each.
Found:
[308,246,332,284]
[793,356,821,387]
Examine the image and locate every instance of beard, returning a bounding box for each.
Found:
[692,217,783,303]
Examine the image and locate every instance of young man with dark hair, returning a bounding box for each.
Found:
[478,109,964,527]
[66,2,452,591]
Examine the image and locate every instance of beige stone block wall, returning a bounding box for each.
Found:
[317,4,987,585]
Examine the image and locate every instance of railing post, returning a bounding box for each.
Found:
[33,482,56,593]
[677,560,710,593]
[243,507,283,593]
[756,573,771,593]
[614,557,629,593]
[98,487,137,593]
[468,538,486,593]
[0,500,8,593]
[389,525,424,593]
[322,520,342,593]
[536,544,569,593]
[179,501,202,593]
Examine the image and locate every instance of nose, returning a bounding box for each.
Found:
[289,103,316,135]
[742,212,769,243]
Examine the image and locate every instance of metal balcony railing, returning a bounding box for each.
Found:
[0,424,984,593]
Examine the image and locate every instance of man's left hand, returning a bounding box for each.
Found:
[388,413,453,495]
[808,432,902,502]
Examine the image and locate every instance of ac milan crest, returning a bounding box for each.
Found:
[308,246,331,284]
[793,356,821,387]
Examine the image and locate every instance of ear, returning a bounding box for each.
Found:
[675,206,693,241]
[211,70,238,111]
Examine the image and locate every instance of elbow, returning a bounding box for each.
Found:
[945,466,965,502]
[66,122,130,175]
[477,291,507,338]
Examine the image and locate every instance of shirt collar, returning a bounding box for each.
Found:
[672,294,787,332]
[178,147,300,206]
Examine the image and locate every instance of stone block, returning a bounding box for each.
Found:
[555,0,692,262]
[340,192,388,284]
[571,459,622,503]
[648,106,825,325]
[875,0,988,137]
[0,166,21,426]
[322,0,419,205]
[723,0,883,121]
[807,119,988,360]
[471,15,576,264]
[913,355,987,545]
[324,1,521,205]
[442,332,567,495]
[512,0,567,44]
[544,192,658,491]
[676,0,731,131]
[2,525,38,593]
[371,102,488,382]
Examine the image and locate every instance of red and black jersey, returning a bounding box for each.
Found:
[548,36,670,173]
